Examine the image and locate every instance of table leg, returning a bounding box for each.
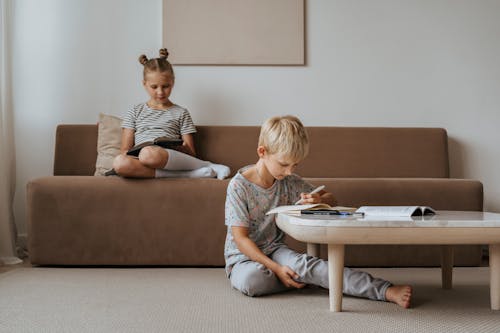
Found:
[307,243,320,257]
[328,244,345,312]
[440,245,454,289]
[490,244,500,310]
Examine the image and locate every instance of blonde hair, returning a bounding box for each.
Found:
[138,48,174,79]
[258,115,309,161]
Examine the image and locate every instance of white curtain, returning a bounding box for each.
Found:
[0,0,20,266]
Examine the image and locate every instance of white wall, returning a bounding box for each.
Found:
[12,0,500,235]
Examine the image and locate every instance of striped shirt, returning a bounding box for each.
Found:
[122,103,197,145]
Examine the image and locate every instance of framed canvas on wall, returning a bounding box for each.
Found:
[163,0,305,65]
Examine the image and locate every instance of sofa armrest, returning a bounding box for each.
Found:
[54,125,98,175]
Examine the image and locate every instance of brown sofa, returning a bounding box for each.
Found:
[27,125,484,266]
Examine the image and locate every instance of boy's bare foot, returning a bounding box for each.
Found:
[385,285,412,308]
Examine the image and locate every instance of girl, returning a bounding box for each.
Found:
[112,49,230,179]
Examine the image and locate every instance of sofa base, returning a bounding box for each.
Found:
[28,176,483,267]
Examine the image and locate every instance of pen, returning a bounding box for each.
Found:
[294,185,325,205]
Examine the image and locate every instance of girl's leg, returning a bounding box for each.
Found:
[137,146,214,178]
[229,260,289,297]
[271,246,391,301]
[111,145,167,178]
[138,146,169,169]
[154,167,215,178]
[114,146,229,179]
[112,154,155,178]
[161,148,230,180]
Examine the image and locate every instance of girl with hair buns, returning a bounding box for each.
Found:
[111,49,230,179]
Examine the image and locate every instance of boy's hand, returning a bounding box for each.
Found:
[299,192,322,204]
[274,265,306,289]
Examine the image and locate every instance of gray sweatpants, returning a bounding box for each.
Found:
[229,246,391,301]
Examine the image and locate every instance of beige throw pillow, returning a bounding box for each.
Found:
[94,113,122,176]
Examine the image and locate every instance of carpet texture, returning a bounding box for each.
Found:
[1,267,499,332]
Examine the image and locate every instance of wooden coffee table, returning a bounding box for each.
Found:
[276,210,500,312]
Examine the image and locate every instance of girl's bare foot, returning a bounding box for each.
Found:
[385,285,412,308]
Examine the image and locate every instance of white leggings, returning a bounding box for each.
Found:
[156,148,230,180]
[163,148,209,170]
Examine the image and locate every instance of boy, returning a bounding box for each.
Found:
[224,115,412,308]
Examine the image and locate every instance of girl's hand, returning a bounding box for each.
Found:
[274,265,305,289]
[299,192,322,204]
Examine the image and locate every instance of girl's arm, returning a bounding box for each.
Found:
[177,133,196,156]
[121,128,135,154]
[231,226,305,289]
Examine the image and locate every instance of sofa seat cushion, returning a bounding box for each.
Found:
[28,176,482,266]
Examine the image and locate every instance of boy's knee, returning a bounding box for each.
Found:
[232,268,276,297]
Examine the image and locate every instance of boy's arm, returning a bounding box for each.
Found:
[231,226,305,289]
[299,190,337,206]
[320,190,336,206]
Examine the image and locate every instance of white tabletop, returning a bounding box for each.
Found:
[279,210,500,228]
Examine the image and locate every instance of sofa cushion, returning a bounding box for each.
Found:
[27,176,483,266]
[94,113,122,176]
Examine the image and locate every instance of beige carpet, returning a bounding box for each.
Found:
[0,267,499,333]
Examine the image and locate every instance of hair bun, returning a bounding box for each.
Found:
[159,48,169,59]
[138,54,148,65]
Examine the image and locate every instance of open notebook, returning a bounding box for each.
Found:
[266,204,357,216]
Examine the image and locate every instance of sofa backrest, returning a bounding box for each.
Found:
[54,125,449,178]
[195,126,449,178]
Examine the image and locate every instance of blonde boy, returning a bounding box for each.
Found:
[224,115,412,308]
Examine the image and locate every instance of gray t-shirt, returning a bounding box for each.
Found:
[224,166,315,275]
[122,103,196,145]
